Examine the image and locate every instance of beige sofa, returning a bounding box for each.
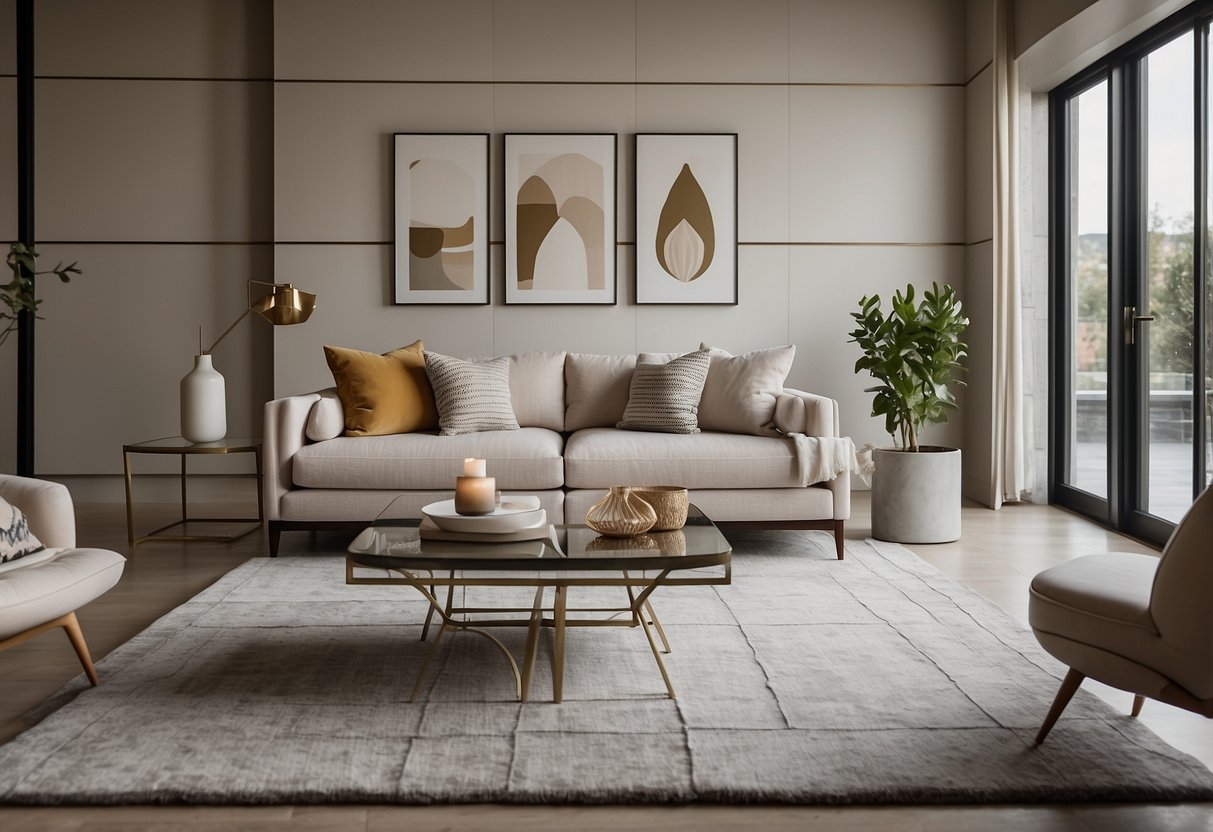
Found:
[263,351,851,557]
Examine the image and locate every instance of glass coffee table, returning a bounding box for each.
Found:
[346,503,731,703]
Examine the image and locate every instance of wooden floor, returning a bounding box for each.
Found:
[2,492,1211,831]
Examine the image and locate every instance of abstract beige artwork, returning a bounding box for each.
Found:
[636,134,737,305]
[505,134,617,304]
[394,134,489,304]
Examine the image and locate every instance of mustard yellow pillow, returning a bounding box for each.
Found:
[323,340,438,436]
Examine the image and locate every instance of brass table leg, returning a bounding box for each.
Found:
[644,600,672,654]
[123,451,135,549]
[520,585,546,702]
[410,620,447,702]
[551,585,568,703]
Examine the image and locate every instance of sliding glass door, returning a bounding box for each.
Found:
[1052,6,1213,545]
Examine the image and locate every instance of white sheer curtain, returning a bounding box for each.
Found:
[992,0,1031,507]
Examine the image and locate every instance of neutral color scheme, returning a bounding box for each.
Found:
[2,533,1209,804]
[423,352,521,436]
[323,341,438,436]
[1030,484,1213,743]
[871,448,963,544]
[0,475,124,690]
[564,352,638,431]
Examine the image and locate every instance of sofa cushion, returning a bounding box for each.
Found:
[565,428,801,489]
[509,351,566,431]
[425,352,521,436]
[324,341,438,436]
[698,344,795,436]
[0,496,44,564]
[617,349,711,434]
[293,428,564,490]
[565,353,636,431]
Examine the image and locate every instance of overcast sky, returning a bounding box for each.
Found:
[1076,32,1195,236]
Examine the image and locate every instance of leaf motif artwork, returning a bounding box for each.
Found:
[656,164,715,282]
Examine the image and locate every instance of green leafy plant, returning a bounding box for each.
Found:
[2,243,81,346]
[848,282,968,452]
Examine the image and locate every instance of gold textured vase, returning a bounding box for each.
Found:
[584,486,657,537]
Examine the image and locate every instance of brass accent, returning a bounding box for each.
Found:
[122,438,264,547]
[204,279,317,355]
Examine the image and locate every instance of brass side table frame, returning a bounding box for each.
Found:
[122,436,264,547]
[346,512,732,703]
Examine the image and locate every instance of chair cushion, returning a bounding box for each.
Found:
[0,547,126,640]
[565,428,801,489]
[293,428,564,490]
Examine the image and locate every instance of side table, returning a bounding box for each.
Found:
[122,436,263,547]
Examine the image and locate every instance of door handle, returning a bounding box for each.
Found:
[1123,306,1155,346]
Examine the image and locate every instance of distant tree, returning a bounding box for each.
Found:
[1147,211,1194,378]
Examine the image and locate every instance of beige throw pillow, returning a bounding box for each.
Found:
[617,349,712,434]
[424,352,521,436]
[697,343,796,436]
[564,353,638,431]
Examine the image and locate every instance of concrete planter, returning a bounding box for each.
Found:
[871,446,962,543]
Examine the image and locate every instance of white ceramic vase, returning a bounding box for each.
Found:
[180,354,227,443]
[871,446,962,543]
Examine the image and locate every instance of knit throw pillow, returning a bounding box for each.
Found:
[617,349,712,434]
[0,496,45,564]
[424,352,521,436]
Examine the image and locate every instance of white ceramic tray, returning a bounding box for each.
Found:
[421,496,544,533]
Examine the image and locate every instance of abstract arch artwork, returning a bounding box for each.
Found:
[505,134,617,305]
[635,134,737,305]
[393,134,490,304]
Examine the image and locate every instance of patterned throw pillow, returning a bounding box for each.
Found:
[0,496,45,564]
[423,352,521,436]
[617,349,712,434]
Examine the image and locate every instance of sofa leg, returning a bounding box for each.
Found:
[1131,694,1145,717]
[268,521,282,558]
[62,612,99,687]
[1035,668,1085,745]
[834,520,845,560]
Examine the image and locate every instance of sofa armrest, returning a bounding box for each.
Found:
[263,392,321,521]
[774,388,838,438]
[774,389,850,521]
[0,475,76,548]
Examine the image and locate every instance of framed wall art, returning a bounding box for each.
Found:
[393,133,490,305]
[504,133,617,305]
[635,133,737,305]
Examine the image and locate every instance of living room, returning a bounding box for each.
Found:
[3,0,1213,828]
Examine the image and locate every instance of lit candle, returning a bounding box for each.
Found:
[455,475,497,515]
[463,458,486,477]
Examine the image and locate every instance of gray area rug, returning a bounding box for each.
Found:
[2,532,1211,805]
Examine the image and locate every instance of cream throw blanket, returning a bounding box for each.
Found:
[787,435,874,487]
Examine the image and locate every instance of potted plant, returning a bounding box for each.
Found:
[848,282,968,543]
[2,243,81,346]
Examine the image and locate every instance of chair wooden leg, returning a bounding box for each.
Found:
[61,612,99,687]
[1035,668,1085,745]
[1131,694,1145,718]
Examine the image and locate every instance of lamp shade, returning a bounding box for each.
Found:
[253,284,316,326]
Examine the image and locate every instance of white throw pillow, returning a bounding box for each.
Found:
[509,351,566,431]
[697,343,796,436]
[305,390,345,442]
[424,352,521,436]
[617,349,712,435]
[0,495,44,564]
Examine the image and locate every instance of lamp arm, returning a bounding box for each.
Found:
[203,306,254,355]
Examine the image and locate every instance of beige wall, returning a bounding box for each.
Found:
[272,0,968,466]
[3,0,970,477]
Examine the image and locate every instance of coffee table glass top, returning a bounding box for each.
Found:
[347,503,731,572]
